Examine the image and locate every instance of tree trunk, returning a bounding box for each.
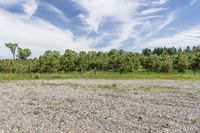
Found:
[94,67,96,75]
[13,54,15,60]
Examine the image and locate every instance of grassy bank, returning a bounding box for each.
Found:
[0,71,200,80]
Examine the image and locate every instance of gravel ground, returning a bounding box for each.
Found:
[0,79,200,133]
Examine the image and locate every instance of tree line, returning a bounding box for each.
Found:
[0,43,200,75]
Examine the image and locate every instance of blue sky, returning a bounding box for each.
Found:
[0,0,200,58]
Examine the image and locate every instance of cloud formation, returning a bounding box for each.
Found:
[0,0,199,58]
[147,25,200,48]
[0,7,92,58]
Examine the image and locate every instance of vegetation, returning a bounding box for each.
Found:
[5,43,18,60]
[0,72,200,80]
[1,43,200,80]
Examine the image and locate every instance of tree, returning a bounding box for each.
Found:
[141,54,154,74]
[184,46,191,53]
[37,50,61,73]
[96,51,109,71]
[78,51,88,74]
[142,48,152,56]
[5,43,18,60]
[17,47,32,60]
[173,53,188,73]
[166,47,177,55]
[108,49,121,72]
[160,51,172,72]
[87,51,98,70]
[118,51,132,73]
[153,47,163,55]
[61,49,78,72]
[190,52,200,76]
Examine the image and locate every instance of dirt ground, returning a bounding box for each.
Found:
[0,79,200,133]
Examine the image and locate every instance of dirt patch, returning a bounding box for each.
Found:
[0,79,200,132]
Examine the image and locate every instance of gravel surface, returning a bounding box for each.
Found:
[0,79,200,133]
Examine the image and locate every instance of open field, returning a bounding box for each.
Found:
[0,71,200,80]
[0,79,200,132]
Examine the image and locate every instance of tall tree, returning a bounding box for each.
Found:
[61,49,78,72]
[17,47,32,60]
[5,43,18,60]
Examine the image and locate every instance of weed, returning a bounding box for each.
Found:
[27,102,35,106]
[64,98,76,104]
[33,110,40,115]
[34,74,40,79]
[59,119,65,124]
[191,118,198,124]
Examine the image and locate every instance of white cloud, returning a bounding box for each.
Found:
[75,0,139,32]
[0,0,38,17]
[141,8,167,15]
[75,0,142,50]
[151,0,168,6]
[147,25,200,48]
[74,0,178,50]
[1,0,197,58]
[0,9,92,58]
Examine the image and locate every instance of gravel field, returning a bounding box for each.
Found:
[0,79,200,133]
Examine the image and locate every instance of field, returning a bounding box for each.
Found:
[0,71,200,80]
[0,79,200,132]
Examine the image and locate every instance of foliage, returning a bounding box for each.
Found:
[17,47,32,60]
[37,50,61,73]
[0,44,200,75]
[5,43,18,59]
[61,49,78,72]
[173,53,188,73]
[190,52,200,75]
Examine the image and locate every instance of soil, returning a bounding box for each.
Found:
[0,79,200,133]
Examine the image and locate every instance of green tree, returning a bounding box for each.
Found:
[152,54,161,72]
[160,51,172,72]
[190,52,200,76]
[116,51,140,73]
[61,49,78,72]
[87,51,98,71]
[141,54,154,74]
[173,53,188,73]
[142,48,152,56]
[5,43,18,60]
[96,51,109,71]
[108,49,121,72]
[37,50,61,73]
[17,47,32,60]
[78,51,88,74]
[118,51,131,73]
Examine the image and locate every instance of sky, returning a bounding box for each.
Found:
[0,0,200,58]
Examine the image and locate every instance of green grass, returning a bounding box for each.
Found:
[0,71,199,80]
